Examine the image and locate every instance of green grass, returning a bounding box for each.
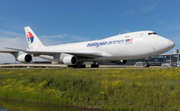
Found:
[0,68,180,110]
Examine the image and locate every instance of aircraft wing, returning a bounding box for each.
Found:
[0,50,19,53]
[5,47,102,58]
[0,50,20,58]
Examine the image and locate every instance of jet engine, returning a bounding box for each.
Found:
[16,53,32,63]
[63,55,78,65]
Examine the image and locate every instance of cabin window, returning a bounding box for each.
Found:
[148,32,157,35]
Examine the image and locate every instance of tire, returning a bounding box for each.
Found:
[91,64,94,68]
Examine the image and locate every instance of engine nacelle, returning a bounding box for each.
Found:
[63,55,78,65]
[16,53,32,63]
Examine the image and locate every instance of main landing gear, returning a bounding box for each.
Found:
[68,62,86,68]
[73,63,86,68]
[143,60,150,68]
[69,62,99,68]
[91,62,99,68]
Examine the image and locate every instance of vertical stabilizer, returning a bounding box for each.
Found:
[24,26,44,50]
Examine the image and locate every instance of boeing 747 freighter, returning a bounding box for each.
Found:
[0,26,175,68]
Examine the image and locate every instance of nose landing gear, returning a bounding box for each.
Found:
[143,60,150,68]
[143,57,151,68]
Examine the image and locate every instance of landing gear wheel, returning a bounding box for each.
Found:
[73,63,86,68]
[91,62,99,68]
[73,65,78,68]
[80,64,86,68]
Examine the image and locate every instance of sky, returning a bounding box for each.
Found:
[0,0,180,63]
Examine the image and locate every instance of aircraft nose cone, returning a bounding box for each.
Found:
[168,40,175,48]
[149,36,175,54]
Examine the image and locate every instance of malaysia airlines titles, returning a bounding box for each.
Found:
[86,38,133,47]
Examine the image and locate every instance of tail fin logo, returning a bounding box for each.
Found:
[26,32,34,43]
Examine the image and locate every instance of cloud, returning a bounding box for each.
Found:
[0,30,51,63]
[0,30,24,39]
[72,36,90,42]
[141,1,160,14]
[124,9,136,15]
[157,20,166,24]
[0,30,22,36]
[124,0,161,15]
[121,30,130,33]
[38,34,68,45]
[0,37,27,49]
[40,34,67,38]
[0,54,16,64]
[0,29,90,63]
[0,30,27,49]
[39,37,64,46]
[0,30,28,63]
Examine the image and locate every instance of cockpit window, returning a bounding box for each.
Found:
[148,32,157,35]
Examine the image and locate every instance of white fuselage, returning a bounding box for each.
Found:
[35,31,175,62]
